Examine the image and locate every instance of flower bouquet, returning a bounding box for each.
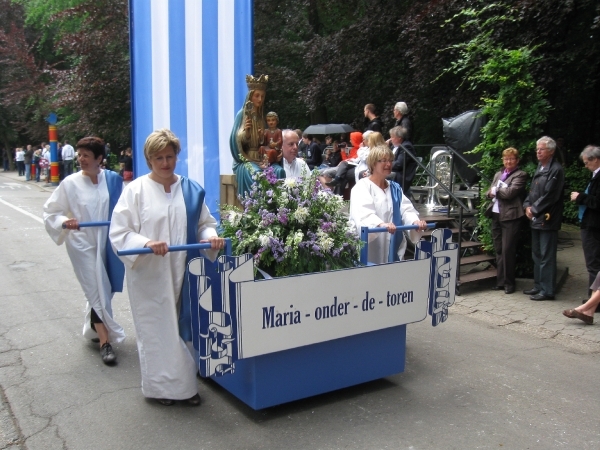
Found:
[220,165,362,278]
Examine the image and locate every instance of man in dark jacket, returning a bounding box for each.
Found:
[303,134,322,169]
[364,104,383,132]
[393,102,412,141]
[387,126,417,195]
[523,136,565,301]
[570,145,600,292]
[23,145,33,181]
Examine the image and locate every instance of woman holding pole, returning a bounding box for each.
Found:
[43,136,125,364]
[109,129,224,406]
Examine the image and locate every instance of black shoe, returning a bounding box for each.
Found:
[530,293,555,301]
[100,343,117,364]
[504,287,515,294]
[157,398,175,406]
[490,285,504,291]
[91,338,100,343]
[523,288,540,295]
[187,394,201,406]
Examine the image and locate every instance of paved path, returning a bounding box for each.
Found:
[455,222,600,348]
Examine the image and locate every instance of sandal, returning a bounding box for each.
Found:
[573,310,594,325]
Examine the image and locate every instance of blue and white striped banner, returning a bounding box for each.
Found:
[129,0,253,215]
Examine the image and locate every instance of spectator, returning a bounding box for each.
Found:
[281,129,309,178]
[388,126,418,194]
[485,147,528,294]
[297,130,307,158]
[570,145,600,296]
[15,147,25,176]
[41,144,51,183]
[33,147,42,182]
[364,104,383,132]
[56,142,64,181]
[320,140,342,169]
[392,102,412,141]
[355,130,385,182]
[563,271,600,324]
[523,136,565,301]
[119,147,134,182]
[325,131,364,189]
[62,140,75,177]
[303,134,322,170]
[23,145,33,181]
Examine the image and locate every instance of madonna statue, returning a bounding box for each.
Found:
[229,74,285,197]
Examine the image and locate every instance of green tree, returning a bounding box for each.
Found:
[440,2,551,276]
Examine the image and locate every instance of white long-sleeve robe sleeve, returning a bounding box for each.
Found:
[349,178,422,264]
[43,171,125,343]
[109,175,217,400]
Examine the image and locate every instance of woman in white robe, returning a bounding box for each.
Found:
[350,144,427,264]
[109,129,225,406]
[43,137,125,364]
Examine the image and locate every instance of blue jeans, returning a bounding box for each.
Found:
[24,163,31,180]
[531,229,558,296]
[64,160,74,177]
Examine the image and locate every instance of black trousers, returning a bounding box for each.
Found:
[491,213,522,289]
[581,228,600,290]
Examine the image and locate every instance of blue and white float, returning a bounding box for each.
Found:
[188,227,457,409]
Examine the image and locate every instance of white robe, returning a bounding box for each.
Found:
[43,170,125,343]
[349,178,422,264]
[109,175,218,400]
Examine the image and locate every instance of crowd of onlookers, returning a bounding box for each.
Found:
[2,141,133,184]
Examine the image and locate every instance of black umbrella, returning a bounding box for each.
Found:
[303,124,354,135]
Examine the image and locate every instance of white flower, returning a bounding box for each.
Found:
[279,191,289,204]
[294,230,304,244]
[319,235,334,252]
[257,229,273,247]
[294,206,309,224]
[283,178,297,188]
[227,211,241,226]
[317,190,331,200]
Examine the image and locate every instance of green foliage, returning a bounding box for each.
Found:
[441,2,551,277]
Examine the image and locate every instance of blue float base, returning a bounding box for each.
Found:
[210,324,407,410]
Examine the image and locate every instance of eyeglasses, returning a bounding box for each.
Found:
[502,157,517,161]
[377,159,393,164]
[536,147,549,152]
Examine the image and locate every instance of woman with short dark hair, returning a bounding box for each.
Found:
[43,136,125,364]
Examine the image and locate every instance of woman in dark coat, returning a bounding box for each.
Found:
[570,145,600,292]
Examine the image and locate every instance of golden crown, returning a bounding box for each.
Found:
[246,74,269,91]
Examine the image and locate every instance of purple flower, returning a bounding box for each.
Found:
[264,166,278,184]
[236,229,243,239]
[321,221,334,233]
[277,208,290,225]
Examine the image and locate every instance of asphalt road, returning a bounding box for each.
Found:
[0,173,599,449]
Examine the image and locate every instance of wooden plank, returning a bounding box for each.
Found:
[459,268,497,284]
[460,254,496,265]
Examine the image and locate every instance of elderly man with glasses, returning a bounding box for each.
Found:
[522,136,565,301]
